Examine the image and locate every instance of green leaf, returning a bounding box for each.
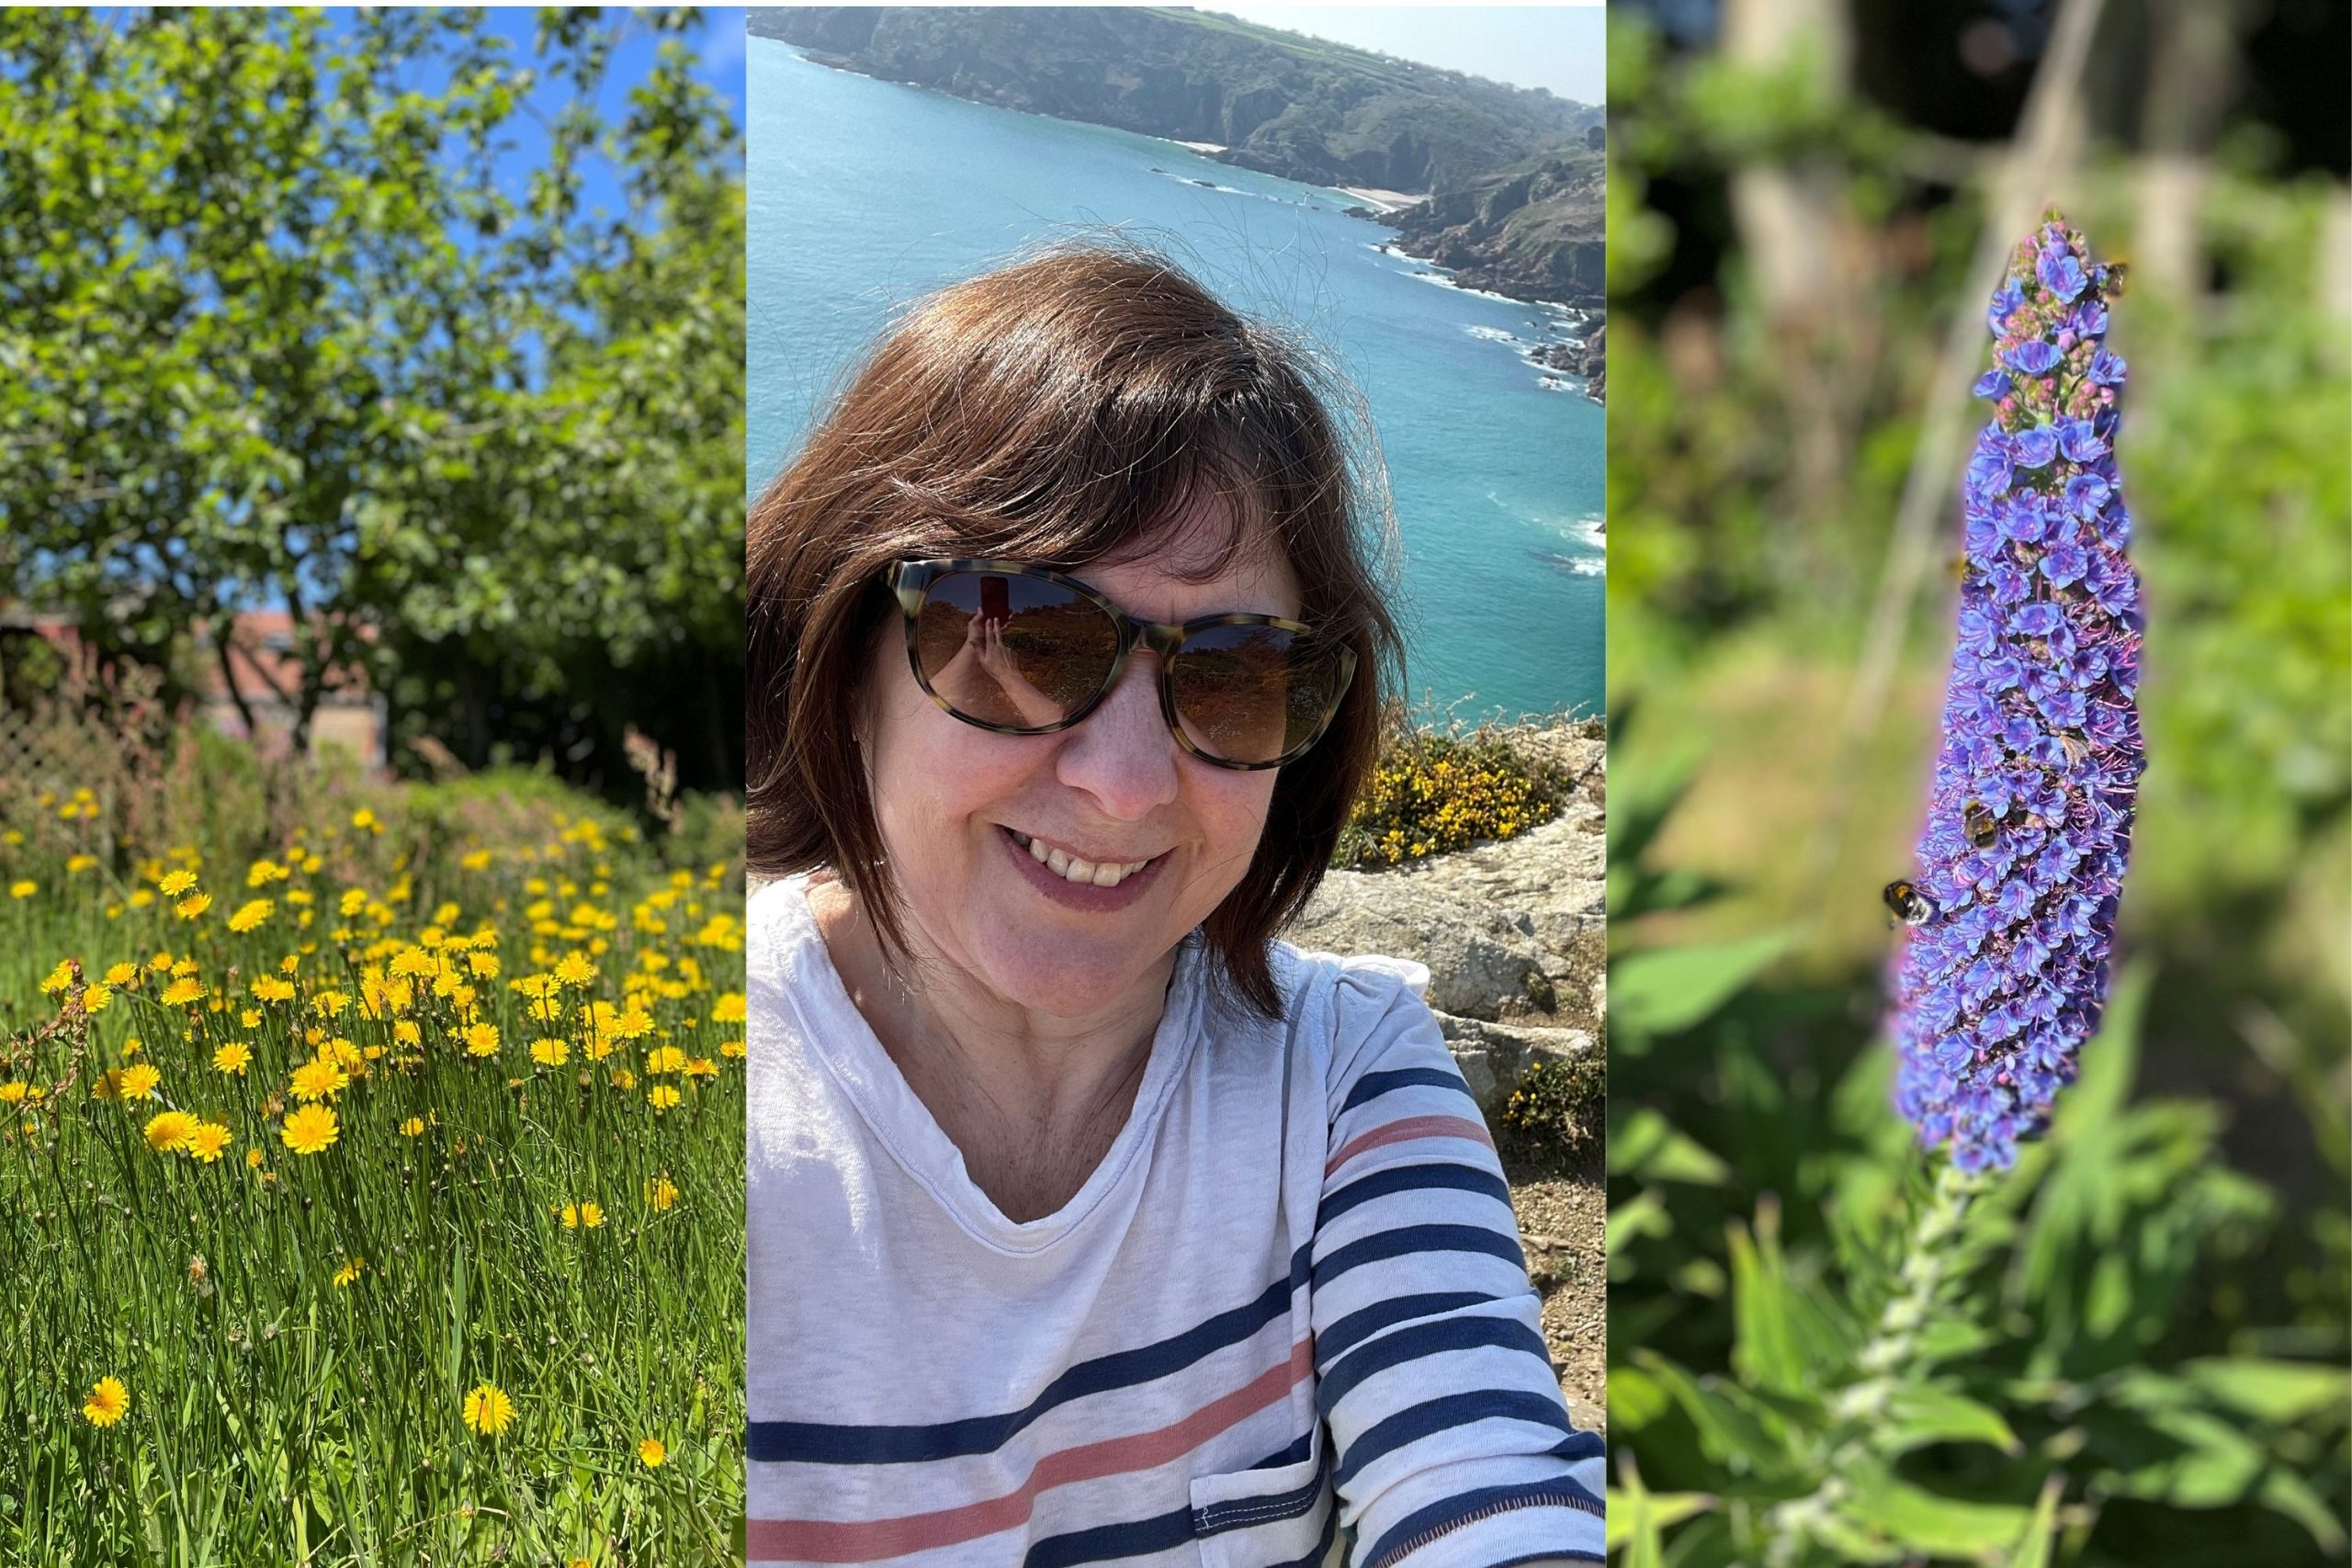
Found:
[1611,931,1794,1037]
[1727,1214,1803,1393]
[1613,1108,1733,1186]
[2005,1473,2064,1568]
[1878,1384,2022,1455]
[1838,1476,2032,1556]
[1632,1349,1803,1480]
[1605,1450,1715,1565]
[2179,1356,2352,1425]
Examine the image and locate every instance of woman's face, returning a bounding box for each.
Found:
[862,503,1295,1021]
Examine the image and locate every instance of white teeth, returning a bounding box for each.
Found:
[1010,829,1151,888]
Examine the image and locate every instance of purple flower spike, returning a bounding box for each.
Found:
[1890,214,2144,1173]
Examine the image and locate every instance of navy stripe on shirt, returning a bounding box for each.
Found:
[750,1240,1313,1464]
[1332,1390,1575,1492]
[1360,1477,1607,1568]
[1316,1314,1554,1417]
[1317,1160,1513,1230]
[1340,1066,1476,1115]
[1311,1223,1525,1296]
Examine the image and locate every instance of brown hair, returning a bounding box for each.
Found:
[746,241,1401,1018]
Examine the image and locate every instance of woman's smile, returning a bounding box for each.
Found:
[997,824,1171,911]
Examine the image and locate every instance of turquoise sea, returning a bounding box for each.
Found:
[748,37,1602,721]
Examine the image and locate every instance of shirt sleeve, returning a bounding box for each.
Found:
[1309,958,1605,1568]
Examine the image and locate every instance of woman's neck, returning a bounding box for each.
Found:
[807,875,1173,1221]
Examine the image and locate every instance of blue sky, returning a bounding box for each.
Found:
[1201,6,1605,105]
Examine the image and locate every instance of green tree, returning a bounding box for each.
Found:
[0,7,744,790]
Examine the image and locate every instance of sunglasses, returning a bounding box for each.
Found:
[888,558,1357,770]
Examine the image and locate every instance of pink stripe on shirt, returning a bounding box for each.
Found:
[1324,1113,1495,1179]
[749,1337,1316,1562]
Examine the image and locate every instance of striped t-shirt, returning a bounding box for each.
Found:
[748,875,1604,1567]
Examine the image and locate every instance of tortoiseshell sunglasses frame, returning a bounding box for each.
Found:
[888,558,1356,771]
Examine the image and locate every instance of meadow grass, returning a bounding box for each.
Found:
[0,730,744,1565]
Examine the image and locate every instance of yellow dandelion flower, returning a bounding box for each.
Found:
[644,1176,679,1211]
[40,960,75,995]
[186,1122,232,1163]
[252,976,295,1003]
[637,1437,667,1469]
[467,950,500,978]
[117,1063,161,1100]
[81,1376,130,1427]
[8,881,36,899]
[175,892,213,920]
[160,976,204,1008]
[227,899,274,934]
[399,1116,425,1137]
[241,1009,262,1029]
[244,1148,265,1168]
[684,1056,718,1078]
[103,961,138,987]
[721,1039,746,1059]
[351,807,379,833]
[460,1382,514,1437]
[288,1058,348,1102]
[646,1085,681,1111]
[560,1201,605,1229]
[712,992,747,1023]
[394,1020,422,1048]
[609,1067,637,1089]
[279,1103,339,1156]
[333,1258,365,1288]
[157,869,198,897]
[461,1021,500,1057]
[552,952,596,988]
[645,1045,686,1075]
[83,984,112,1013]
[529,1038,569,1067]
[66,853,97,874]
[0,1082,27,1106]
[212,1042,253,1076]
[143,1110,198,1153]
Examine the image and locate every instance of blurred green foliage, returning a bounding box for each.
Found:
[1606,13,2348,1564]
[1608,755,2349,1566]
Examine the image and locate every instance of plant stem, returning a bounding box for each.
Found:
[1763,1156,1984,1566]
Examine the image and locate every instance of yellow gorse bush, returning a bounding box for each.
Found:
[1335,719,1573,867]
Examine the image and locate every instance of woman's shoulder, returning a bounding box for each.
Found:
[746,872,838,993]
[1255,939,1455,1111]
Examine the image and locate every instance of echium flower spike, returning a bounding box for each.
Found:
[1890,212,2144,1174]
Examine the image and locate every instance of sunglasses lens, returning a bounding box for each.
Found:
[1169,624,1346,766]
[912,570,1119,730]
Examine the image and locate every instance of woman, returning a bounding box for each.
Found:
[747,244,1602,1567]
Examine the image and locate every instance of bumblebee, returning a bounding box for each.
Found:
[1962,801,1999,850]
[1883,878,1933,928]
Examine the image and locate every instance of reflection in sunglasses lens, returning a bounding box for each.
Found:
[1170,624,1331,766]
[914,572,1118,729]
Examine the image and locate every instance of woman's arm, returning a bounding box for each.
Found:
[1312,964,1606,1568]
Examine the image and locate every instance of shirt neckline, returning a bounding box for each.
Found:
[766,874,1206,1255]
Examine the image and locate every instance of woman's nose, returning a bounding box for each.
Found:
[1054,651,1180,819]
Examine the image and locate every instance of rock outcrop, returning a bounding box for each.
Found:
[1287,726,1604,1111]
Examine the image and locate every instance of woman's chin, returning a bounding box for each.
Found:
[969,936,1159,1021]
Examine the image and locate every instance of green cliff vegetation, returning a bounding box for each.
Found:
[748,6,1603,308]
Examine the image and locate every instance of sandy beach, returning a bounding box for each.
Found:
[1339,185,1424,213]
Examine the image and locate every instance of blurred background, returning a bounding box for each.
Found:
[1603,0,2348,1562]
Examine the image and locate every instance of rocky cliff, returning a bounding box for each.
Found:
[749,7,1600,201]
[1383,143,1605,311]
[1285,723,1605,1112]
